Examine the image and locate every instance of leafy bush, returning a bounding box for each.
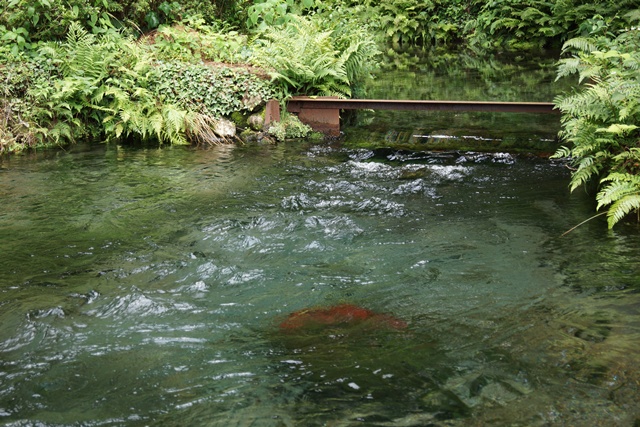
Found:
[300,0,637,51]
[0,22,278,150]
[267,113,312,141]
[0,49,76,152]
[143,19,249,63]
[0,0,236,50]
[377,0,466,46]
[314,0,475,47]
[250,15,380,98]
[245,0,320,31]
[553,11,640,228]
[0,0,117,47]
[25,24,175,144]
[468,0,639,51]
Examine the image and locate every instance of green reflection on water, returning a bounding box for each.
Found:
[344,50,574,153]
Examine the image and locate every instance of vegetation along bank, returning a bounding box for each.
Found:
[1,0,639,228]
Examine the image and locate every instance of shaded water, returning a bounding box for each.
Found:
[345,50,574,153]
[2,52,640,426]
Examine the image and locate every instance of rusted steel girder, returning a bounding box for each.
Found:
[285,96,559,136]
[288,97,558,113]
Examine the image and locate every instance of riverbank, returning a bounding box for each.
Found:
[0,16,378,154]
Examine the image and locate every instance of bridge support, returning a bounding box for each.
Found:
[286,96,341,136]
[264,99,281,128]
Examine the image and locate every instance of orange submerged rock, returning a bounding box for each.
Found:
[279,303,407,331]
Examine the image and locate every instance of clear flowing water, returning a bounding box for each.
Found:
[1,142,639,427]
[1,53,640,426]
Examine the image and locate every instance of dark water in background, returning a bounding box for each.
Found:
[344,50,572,153]
[1,53,640,426]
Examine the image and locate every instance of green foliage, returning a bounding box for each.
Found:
[144,18,249,63]
[597,168,640,227]
[0,22,278,151]
[246,0,321,31]
[468,0,557,50]
[251,17,342,97]
[5,9,373,152]
[552,13,640,228]
[250,15,379,98]
[246,0,294,30]
[151,61,279,117]
[376,0,458,46]
[315,0,475,47]
[469,0,639,51]
[309,0,639,52]
[0,0,237,48]
[267,113,312,141]
[0,0,123,48]
[0,49,75,152]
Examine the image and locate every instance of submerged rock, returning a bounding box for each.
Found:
[279,303,408,331]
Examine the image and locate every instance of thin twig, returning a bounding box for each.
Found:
[561,211,608,237]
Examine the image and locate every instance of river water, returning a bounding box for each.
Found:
[1,54,640,426]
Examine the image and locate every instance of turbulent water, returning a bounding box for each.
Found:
[1,141,639,426]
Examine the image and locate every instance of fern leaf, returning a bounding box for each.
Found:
[606,194,640,228]
[569,156,599,191]
[562,37,597,54]
[551,145,572,159]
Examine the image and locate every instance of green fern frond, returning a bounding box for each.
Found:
[251,15,377,98]
[519,7,550,22]
[551,145,572,159]
[625,9,640,23]
[562,37,597,54]
[162,105,189,144]
[556,57,582,79]
[612,148,640,163]
[569,156,600,191]
[595,171,640,227]
[153,111,168,141]
[606,194,640,228]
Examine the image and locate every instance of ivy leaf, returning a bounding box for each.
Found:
[2,31,17,41]
[145,11,160,29]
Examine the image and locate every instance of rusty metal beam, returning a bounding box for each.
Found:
[284,96,559,136]
[287,96,559,114]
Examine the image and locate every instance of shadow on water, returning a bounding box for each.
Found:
[269,323,460,425]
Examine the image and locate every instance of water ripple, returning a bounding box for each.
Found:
[304,215,364,240]
[87,291,171,319]
[392,179,439,197]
